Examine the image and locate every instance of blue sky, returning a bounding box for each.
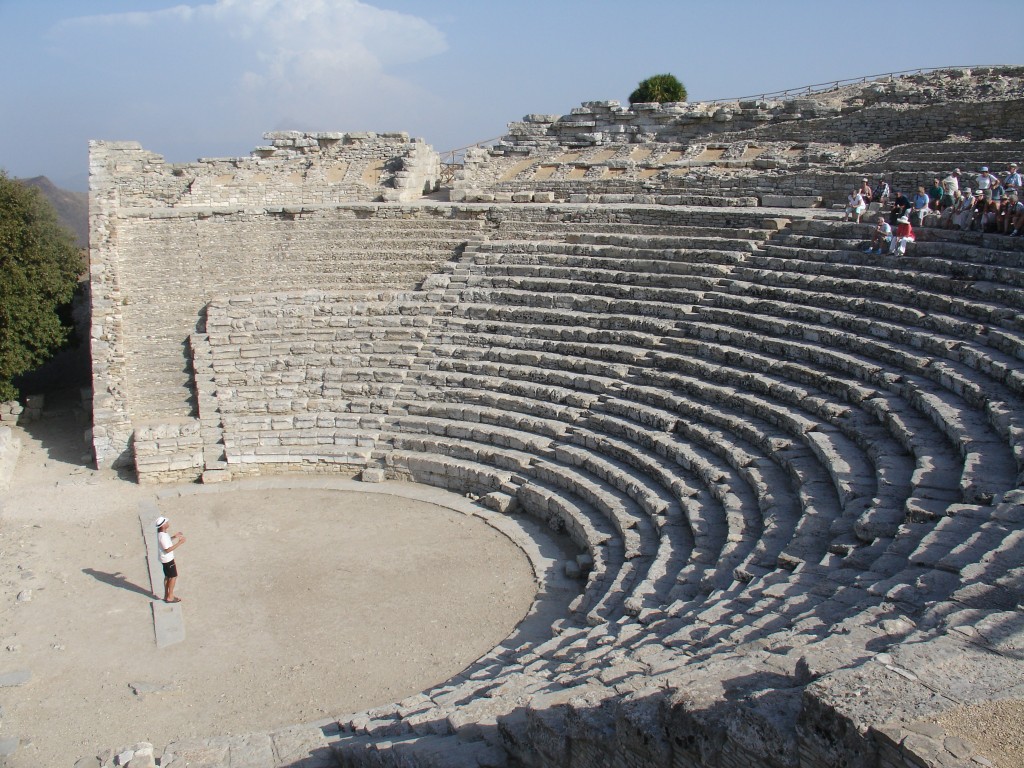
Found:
[2,0,1022,190]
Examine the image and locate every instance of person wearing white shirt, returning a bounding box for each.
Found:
[940,170,960,209]
[844,189,866,223]
[975,166,997,193]
[156,516,187,603]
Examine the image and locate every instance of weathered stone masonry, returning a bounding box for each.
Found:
[90,131,444,467]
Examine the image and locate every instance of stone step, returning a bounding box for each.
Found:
[334,730,508,768]
[388,451,516,497]
[473,239,750,268]
[696,288,1024,409]
[688,303,1024,437]
[749,248,1024,319]
[417,331,856,577]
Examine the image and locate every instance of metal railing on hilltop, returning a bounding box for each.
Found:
[438,138,503,185]
[692,65,995,105]
[438,65,1006,181]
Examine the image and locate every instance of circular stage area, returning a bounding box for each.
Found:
[0,416,547,767]
[152,487,538,732]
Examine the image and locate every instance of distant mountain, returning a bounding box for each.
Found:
[19,176,88,249]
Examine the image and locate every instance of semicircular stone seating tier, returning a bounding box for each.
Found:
[194,215,1024,768]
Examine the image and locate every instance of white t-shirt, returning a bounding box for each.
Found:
[158,530,174,563]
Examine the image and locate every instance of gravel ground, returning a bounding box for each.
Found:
[936,699,1024,768]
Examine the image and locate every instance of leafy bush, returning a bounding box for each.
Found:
[0,171,83,401]
[629,73,687,104]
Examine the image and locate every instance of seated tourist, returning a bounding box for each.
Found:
[911,186,930,226]
[976,198,1000,232]
[997,192,1021,235]
[889,189,911,225]
[967,191,988,230]
[865,216,892,253]
[858,178,873,204]
[844,188,866,222]
[939,189,964,229]
[872,177,891,204]
[890,215,915,256]
[955,187,976,230]
[1009,194,1024,236]
[927,177,943,211]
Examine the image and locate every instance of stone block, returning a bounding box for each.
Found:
[0,669,31,687]
[361,468,386,483]
[761,194,823,208]
[532,192,555,203]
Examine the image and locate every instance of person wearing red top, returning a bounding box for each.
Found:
[890,215,915,256]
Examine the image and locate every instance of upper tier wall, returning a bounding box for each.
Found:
[495,68,1024,153]
[452,67,1024,202]
[90,131,440,209]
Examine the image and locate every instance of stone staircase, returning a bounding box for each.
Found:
[118,217,484,424]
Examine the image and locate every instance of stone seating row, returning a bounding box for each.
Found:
[488,219,778,242]
[405,280,958,544]
[407,335,888,589]
[446,234,1015,507]
[450,276,999,479]
[428,321,909,585]
[118,217,484,424]
[461,231,1024,452]
[855,139,1024,170]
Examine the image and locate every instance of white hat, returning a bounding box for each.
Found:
[981,166,989,172]
[155,516,168,528]
[897,216,910,224]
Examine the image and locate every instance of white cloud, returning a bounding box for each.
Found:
[58,0,447,93]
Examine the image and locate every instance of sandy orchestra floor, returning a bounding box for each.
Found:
[0,402,537,767]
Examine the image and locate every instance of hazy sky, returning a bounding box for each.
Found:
[3,0,1022,190]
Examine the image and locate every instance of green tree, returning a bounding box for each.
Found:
[629,73,687,104]
[0,171,82,401]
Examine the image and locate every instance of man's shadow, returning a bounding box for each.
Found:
[83,568,154,599]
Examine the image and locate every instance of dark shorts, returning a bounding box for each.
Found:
[162,560,178,578]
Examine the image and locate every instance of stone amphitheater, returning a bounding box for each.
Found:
[78,67,1024,767]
